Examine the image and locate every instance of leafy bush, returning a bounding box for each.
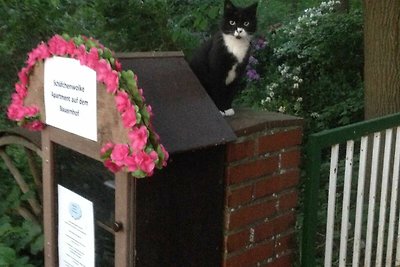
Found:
[237,1,364,134]
[0,145,43,266]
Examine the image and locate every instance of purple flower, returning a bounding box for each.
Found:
[248,56,259,66]
[247,69,260,81]
[253,38,267,50]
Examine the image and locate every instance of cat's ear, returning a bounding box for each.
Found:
[246,1,258,15]
[224,0,235,10]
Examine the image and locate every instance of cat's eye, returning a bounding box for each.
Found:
[244,21,250,27]
[229,20,236,26]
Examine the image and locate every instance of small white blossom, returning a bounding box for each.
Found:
[278,106,286,113]
[297,97,303,102]
[293,83,299,89]
[311,112,320,118]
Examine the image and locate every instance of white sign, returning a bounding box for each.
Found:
[58,185,95,267]
[44,57,97,141]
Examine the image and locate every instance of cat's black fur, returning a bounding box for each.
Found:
[189,0,258,115]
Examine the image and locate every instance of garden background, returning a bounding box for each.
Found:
[0,0,363,266]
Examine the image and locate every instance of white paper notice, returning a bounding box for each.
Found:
[58,185,95,267]
[44,57,97,141]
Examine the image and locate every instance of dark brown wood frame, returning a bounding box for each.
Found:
[25,61,136,266]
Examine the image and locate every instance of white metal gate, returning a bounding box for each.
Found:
[302,112,400,267]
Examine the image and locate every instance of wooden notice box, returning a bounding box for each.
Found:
[25,52,236,266]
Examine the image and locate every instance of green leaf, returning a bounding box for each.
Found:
[0,246,16,265]
[131,170,147,178]
[30,234,44,255]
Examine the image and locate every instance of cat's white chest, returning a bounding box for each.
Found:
[225,64,238,85]
[222,34,250,63]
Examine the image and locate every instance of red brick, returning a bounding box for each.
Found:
[226,228,251,253]
[254,170,300,199]
[226,240,274,267]
[280,149,301,169]
[227,140,255,162]
[254,212,296,243]
[274,233,295,256]
[229,199,276,229]
[258,128,302,154]
[264,253,293,267]
[227,156,279,185]
[278,191,299,211]
[228,185,254,207]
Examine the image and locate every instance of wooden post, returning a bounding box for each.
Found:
[42,129,57,267]
[115,172,136,267]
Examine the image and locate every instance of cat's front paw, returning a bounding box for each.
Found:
[221,108,235,117]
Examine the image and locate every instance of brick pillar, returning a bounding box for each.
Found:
[223,109,303,267]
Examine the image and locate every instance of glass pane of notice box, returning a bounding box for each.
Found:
[54,144,115,266]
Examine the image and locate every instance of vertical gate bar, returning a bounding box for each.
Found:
[324,144,340,267]
[386,127,400,266]
[365,132,382,267]
[338,140,354,267]
[301,136,322,267]
[393,126,400,266]
[42,129,57,267]
[376,129,393,267]
[352,136,369,267]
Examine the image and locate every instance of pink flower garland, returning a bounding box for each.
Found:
[7,34,168,178]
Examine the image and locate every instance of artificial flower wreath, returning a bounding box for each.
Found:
[7,34,168,178]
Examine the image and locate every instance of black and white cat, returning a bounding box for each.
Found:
[190,0,258,116]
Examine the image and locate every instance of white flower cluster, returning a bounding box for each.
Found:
[282,0,341,37]
[261,82,278,105]
[278,64,303,89]
[260,1,340,116]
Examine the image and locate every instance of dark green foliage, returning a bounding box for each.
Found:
[236,2,364,135]
[0,0,363,265]
[0,146,43,266]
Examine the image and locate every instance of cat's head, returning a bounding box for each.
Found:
[221,0,258,40]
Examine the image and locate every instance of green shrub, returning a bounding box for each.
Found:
[237,1,364,134]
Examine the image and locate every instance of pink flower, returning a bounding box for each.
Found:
[128,126,148,151]
[138,88,146,101]
[11,92,24,106]
[146,105,153,117]
[100,142,115,156]
[104,159,122,173]
[65,40,76,55]
[105,70,119,94]
[73,44,87,60]
[115,90,131,112]
[24,120,45,131]
[137,151,158,175]
[81,47,99,69]
[7,103,25,121]
[15,83,27,98]
[95,59,119,94]
[124,155,139,172]
[24,106,40,117]
[121,105,137,128]
[18,67,29,86]
[114,60,122,72]
[48,35,70,56]
[110,144,130,167]
[27,43,50,68]
[160,144,169,165]
[96,59,112,83]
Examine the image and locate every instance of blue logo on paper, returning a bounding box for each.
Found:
[69,202,82,220]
